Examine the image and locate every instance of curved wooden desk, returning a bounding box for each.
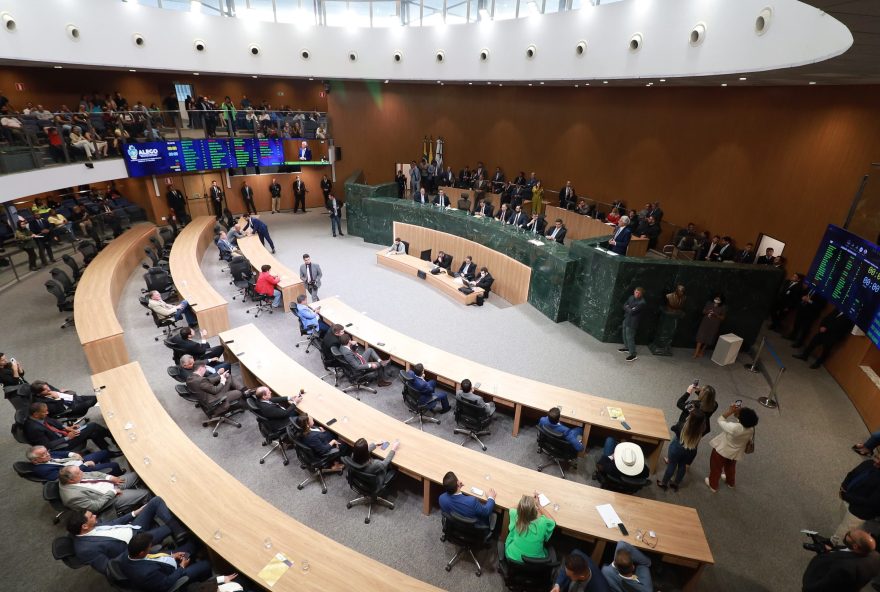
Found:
[236,235,306,313]
[218,324,713,587]
[75,223,156,374]
[169,216,230,337]
[377,250,482,305]
[91,362,442,592]
[391,222,531,305]
[314,297,670,471]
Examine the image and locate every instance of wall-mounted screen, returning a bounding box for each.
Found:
[124,138,288,177]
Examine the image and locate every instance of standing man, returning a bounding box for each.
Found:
[559,181,577,209]
[409,161,421,199]
[793,309,854,369]
[293,175,308,213]
[209,180,224,220]
[736,242,756,264]
[326,193,344,237]
[240,180,257,215]
[620,287,646,362]
[299,254,322,302]
[165,185,189,226]
[29,215,55,265]
[608,216,632,256]
[320,175,332,200]
[241,213,275,254]
[491,167,505,193]
[269,177,282,214]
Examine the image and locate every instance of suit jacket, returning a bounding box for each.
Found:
[475,202,494,217]
[301,428,337,456]
[820,311,854,341]
[24,416,70,449]
[60,471,117,514]
[524,217,547,235]
[299,147,313,160]
[170,336,213,359]
[185,374,237,410]
[257,397,298,432]
[538,417,584,452]
[546,225,567,244]
[299,262,322,288]
[166,190,186,214]
[117,555,187,592]
[457,262,476,281]
[802,548,880,592]
[73,512,143,574]
[269,183,282,197]
[433,254,452,270]
[439,492,495,526]
[147,298,178,320]
[736,249,755,264]
[474,273,494,293]
[209,185,223,202]
[296,303,320,331]
[555,550,610,592]
[293,180,307,197]
[433,195,450,208]
[713,243,734,262]
[508,210,527,228]
[495,209,512,223]
[414,192,430,205]
[610,226,631,255]
[623,295,646,328]
[340,345,373,372]
[241,186,254,200]
[32,450,94,481]
[558,186,577,207]
[29,217,52,235]
[326,197,342,218]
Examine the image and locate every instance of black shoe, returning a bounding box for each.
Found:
[618,347,628,352]
[656,479,668,490]
[625,354,638,362]
[792,354,808,361]
[810,361,822,369]
[439,407,452,414]
[271,249,276,254]
[332,234,337,237]
[107,450,125,458]
[339,232,344,236]
[669,482,679,491]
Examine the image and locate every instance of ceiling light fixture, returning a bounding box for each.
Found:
[54,65,63,69]
[193,72,200,76]
[603,81,608,84]
[251,75,258,78]
[574,84,579,88]
[721,83,727,86]
[539,81,544,85]
[809,81,817,85]
[384,79,389,84]
[739,77,747,81]
[528,83,533,86]
[129,69,137,72]
[659,79,666,82]
[190,0,201,13]
[468,82,472,85]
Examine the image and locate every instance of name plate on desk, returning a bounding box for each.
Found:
[417,270,427,279]
[528,239,545,246]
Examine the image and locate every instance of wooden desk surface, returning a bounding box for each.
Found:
[218,324,713,567]
[169,216,229,336]
[92,362,442,592]
[376,249,482,305]
[545,206,615,242]
[75,223,156,345]
[315,297,670,443]
[236,235,306,311]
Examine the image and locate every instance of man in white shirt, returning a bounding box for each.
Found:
[119,532,238,589]
[386,237,406,255]
[59,465,150,517]
[414,187,429,205]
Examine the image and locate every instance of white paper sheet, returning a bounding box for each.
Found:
[596,503,622,528]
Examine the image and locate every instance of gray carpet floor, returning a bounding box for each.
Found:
[0,209,871,591]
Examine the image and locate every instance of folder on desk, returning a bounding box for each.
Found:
[607,407,625,421]
[258,552,293,587]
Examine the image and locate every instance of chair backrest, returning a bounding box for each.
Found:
[166,365,186,383]
[62,254,82,280]
[143,247,160,267]
[342,456,382,497]
[143,267,172,292]
[290,434,324,469]
[150,309,175,329]
[52,535,85,569]
[13,461,45,483]
[320,346,341,371]
[401,240,410,254]
[42,480,65,511]
[454,396,491,430]
[289,303,309,335]
[159,226,175,245]
[536,423,579,461]
[5,384,31,412]
[77,240,98,263]
[50,268,74,292]
[400,375,426,414]
[44,280,67,307]
[442,511,491,547]
[331,346,361,381]
[174,383,199,405]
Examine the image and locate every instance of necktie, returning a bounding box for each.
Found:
[307,265,312,282]
[355,350,366,365]
[46,422,67,437]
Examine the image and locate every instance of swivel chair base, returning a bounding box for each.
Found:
[346,495,394,524]
[445,546,483,576]
[405,413,441,431]
[454,428,490,451]
[203,414,243,437]
[319,368,341,386]
[297,468,330,494]
[295,333,320,353]
[259,438,290,466]
[536,453,575,479]
[341,383,377,400]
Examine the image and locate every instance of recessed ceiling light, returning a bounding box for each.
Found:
[809,81,817,85]
[539,81,544,85]
[721,83,727,87]
[251,75,258,78]
[437,80,441,84]
[487,82,491,85]
[384,79,389,84]
[498,83,502,86]
[54,66,63,69]
[309,78,314,81]
[574,84,579,88]
[585,83,590,86]
[468,82,472,85]
[739,77,747,81]
[646,83,651,87]
[129,69,137,72]
[603,81,608,84]
[659,79,666,82]
[528,83,533,87]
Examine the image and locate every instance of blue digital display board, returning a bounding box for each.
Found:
[807,224,880,345]
[123,138,284,177]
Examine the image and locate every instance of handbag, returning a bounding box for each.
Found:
[745,428,756,454]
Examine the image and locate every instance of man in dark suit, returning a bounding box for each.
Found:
[404,363,450,412]
[559,181,577,210]
[338,334,392,387]
[770,273,805,331]
[456,256,477,281]
[802,528,880,592]
[431,251,453,273]
[608,217,632,255]
[292,175,308,213]
[30,380,97,418]
[736,242,756,264]
[794,309,854,369]
[298,140,312,161]
[29,215,55,265]
[474,198,494,218]
[553,549,610,592]
[495,203,512,224]
[546,218,568,244]
[240,180,257,215]
[118,532,222,590]
[441,166,456,187]
[711,236,735,262]
[699,235,721,261]
[468,267,494,297]
[491,167,505,193]
[293,414,349,470]
[787,289,827,347]
[67,497,188,574]
[433,189,451,208]
[269,177,282,213]
[620,287,646,361]
[322,323,345,358]
[24,402,116,452]
[241,212,276,253]
[438,471,496,528]
[649,202,664,223]
[508,205,527,228]
[185,363,244,414]
[209,180,224,219]
[165,185,189,225]
[635,216,661,251]
[254,385,301,431]
[524,212,546,235]
[756,247,775,265]
[27,445,122,481]
[458,166,472,188]
[171,327,226,365]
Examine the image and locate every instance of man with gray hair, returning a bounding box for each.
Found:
[608,216,632,256]
[27,445,123,481]
[147,290,198,327]
[59,465,150,517]
[178,354,229,379]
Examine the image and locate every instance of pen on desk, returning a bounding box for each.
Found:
[236,352,245,357]
[224,340,235,345]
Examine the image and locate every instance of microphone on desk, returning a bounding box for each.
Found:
[93,385,107,394]
[235,352,245,357]
[189,303,198,307]
[224,340,235,344]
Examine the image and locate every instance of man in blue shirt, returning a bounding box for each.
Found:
[438,471,496,528]
[294,294,329,335]
[552,549,610,592]
[404,363,450,413]
[538,407,584,452]
[601,540,653,592]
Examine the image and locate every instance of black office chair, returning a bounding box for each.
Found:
[498,543,559,592]
[44,280,75,329]
[341,456,396,524]
[331,346,377,400]
[49,267,77,295]
[159,226,177,248]
[106,556,189,592]
[163,337,189,365]
[440,511,496,576]
[52,535,85,569]
[400,370,441,430]
[5,383,31,412]
[595,468,652,494]
[243,395,290,466]
[11,408,31,445]
[401,240,410,254]
[13,461,46,483]
[453,397,493,451]
[536,424,579,479]
[149,235,170,259]
[174,384,242,438]
[288,425,342,494]
[142,246,169,271]
[228,256,252,301]
[42,480,68,524]
[77,240,99,264]
[245,281,274,318]
[62,254,83,280]
[319,346,343,386]
[142,266,175,300]
[166,365,187,384]
[290,302,320,352]
[150,309,179,342]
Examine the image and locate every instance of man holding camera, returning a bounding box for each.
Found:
[834,452,880,545]
[802,528,880,592]
[299,253,322,302]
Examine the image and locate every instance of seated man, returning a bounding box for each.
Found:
[433,189,451,208]
[30,379,97,418]
[467,267,495,296]
[254,385,302,432]
[58,465,150,517]
[338,334,392,387]
[545,218,568,244]
[439,470,496,528]
[178,354,230,378]
[322,323,345,358]
[27,445,122,481]
[455,256,477,282]
[524,212,547,235]
[171,327,227,367]
[601,540,653,592]
[294,293,330,335]
[430,250,453,274]
[552,549,610,592]
[386,237,406,255]
[575,199,594,217]
[294,414,349,471]
[404,363,451,413]
[147,290,198,328]
[802,528,880,592]
[24,402,118,453]
[595,437,649,481]
[538,407,584,452]
[185,363,244,414]
[0,352,25,386]
[495,203,512,224]
[456,379,495,415]
[118,532,229,591]
[474,198,494,218]
[255,263,283,308]
[508,204,528,228]
[215,231,235,261]
[67,497,188,574]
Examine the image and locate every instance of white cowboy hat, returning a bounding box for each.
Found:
[613,442,645,477]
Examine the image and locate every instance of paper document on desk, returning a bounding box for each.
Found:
[537,493,551,508]
[607,407,625,421]
[596,504,622,528]
[258,552,293,587]
[528,239,545,246]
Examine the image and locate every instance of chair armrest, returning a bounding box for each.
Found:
[167,576,190,592]
[205,396,228,414]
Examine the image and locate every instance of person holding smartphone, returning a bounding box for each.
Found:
[705,402,758,492]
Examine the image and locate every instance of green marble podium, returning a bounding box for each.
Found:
[346,177,783,348]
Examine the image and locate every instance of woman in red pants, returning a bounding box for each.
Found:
[705,404,758,492]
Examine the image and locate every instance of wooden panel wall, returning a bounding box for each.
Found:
[329,82,880,275]
[392,222,531,305]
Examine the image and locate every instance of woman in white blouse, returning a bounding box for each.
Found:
[705,404,758,492]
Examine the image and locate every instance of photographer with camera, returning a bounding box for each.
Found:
[675,381,718,437]
[802,528,880,592]
[833,452,880,546]
[299,253,322,302]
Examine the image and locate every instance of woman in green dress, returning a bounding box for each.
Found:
[531,181,545,217]
[504,493,556,562]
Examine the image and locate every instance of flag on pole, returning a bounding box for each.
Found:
[422,136,429,160]
[435,137,444,169]
[429,136,434,163]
